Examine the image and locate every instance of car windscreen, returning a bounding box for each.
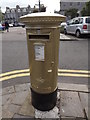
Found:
[86,18,90,24]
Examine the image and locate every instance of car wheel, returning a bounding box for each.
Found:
[64,29,67,35]
[76,30,81,38]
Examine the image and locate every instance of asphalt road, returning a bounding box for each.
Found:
[1,27,89,88]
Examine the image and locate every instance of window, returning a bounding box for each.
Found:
[18,9,21,12]
[70,2,72,6]
[23,8,26,12]
[79,18,83,24]
[86,18,90,23]
[11,9,15,13]
[74,19,79,24]
[77,2,80,5]
[6,9,10,13]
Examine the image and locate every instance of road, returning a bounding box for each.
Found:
[1,27,89,88]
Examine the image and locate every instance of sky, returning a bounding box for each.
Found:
[0,0,60,13]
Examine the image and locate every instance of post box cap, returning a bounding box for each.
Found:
[20,12,66,26]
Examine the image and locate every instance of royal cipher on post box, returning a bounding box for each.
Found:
[20,12,65,111]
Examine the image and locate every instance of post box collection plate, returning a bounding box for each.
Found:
[34,44,45,61]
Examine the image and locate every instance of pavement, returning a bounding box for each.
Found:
[1,28,89,119]
[1,27,89,41]
[1,82,89,119]
[60,33,89,41]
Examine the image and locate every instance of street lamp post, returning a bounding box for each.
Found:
[39,0,40,12]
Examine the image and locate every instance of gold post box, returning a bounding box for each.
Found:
[20,12,65,111]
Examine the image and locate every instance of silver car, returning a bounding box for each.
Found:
[64,16,90,37]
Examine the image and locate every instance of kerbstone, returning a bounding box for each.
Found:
[58,83,88,92]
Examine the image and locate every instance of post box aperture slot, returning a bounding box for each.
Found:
[29,34,49,41]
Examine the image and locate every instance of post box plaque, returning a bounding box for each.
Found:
[34,44,45,61]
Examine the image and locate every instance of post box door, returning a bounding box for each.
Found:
[26,27,59,93]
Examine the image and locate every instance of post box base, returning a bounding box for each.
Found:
[31,88,57,111]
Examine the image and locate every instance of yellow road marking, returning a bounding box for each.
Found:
[58,73,90,78]
[0,69,89,77]
[58,69,90,74]
[0,71,89,82]
[0,73,30,81]
[0,69,29,77]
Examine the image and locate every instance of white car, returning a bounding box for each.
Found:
[64,16,90,37]
[9,23,13,27]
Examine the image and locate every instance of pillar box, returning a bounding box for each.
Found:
[20,12,66,111]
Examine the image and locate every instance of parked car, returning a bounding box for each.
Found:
[0,23,5,31]
[13,22,25,28]
[9,23,13,27]
[18,23,25,28]
[60,22,67,33]
[64,16,90,37]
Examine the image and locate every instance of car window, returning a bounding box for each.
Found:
[86,18,90,24]
[69,19,74,25]
[79,18,83,24]
[74,19,79,24]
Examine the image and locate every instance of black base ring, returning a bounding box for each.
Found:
[31,88,57,111]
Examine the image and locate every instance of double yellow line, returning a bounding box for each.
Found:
[0,68,90,81]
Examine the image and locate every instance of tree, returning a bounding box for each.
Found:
[0,7,4,22]
[81,1,90,16]
[65,8,78,19]
[0,7,2,22]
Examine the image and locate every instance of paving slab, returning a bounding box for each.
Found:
[11,91,28,105]
[61,117,86,120]
[2,93,15,110]
[7,104,20,114]
[2,86,15,95]
[18,92,35,117]
[0,87,2,96]
[60,91,84,118]
[79,92,90,119]
[2,94,11,106]
[2,109,14,118]
[13,114,33,118]
[15,83,30,92]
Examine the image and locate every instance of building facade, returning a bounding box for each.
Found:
[4,4,46,24]
[60,0,89,19]
[4,5,33,24]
